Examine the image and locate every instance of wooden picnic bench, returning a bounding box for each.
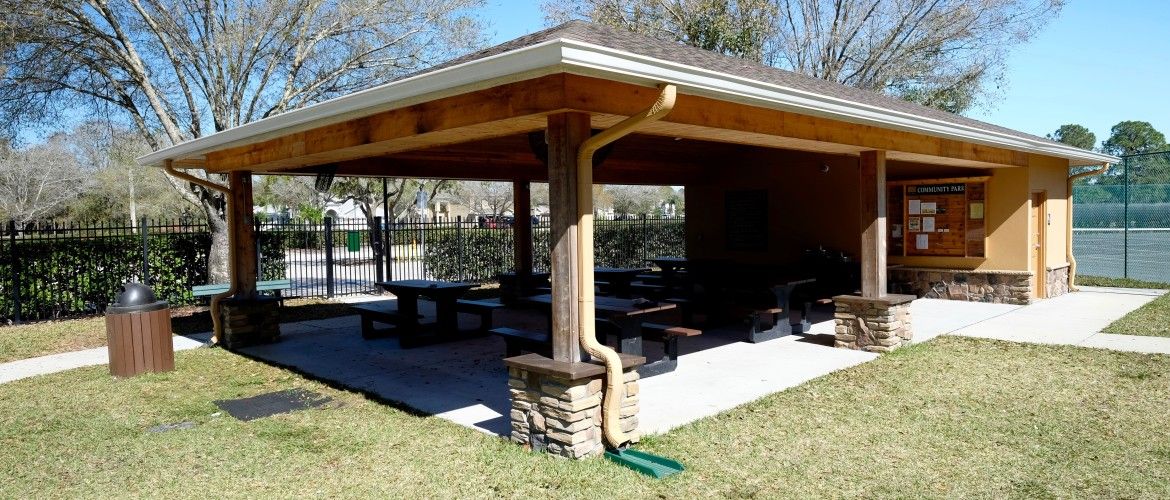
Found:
[192,279,293,304]
[351,300,423,339]
[638,323,702,377]
[456,298,506,332]
[489,327,551,357]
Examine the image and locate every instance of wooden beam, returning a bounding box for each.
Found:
[227,171,258,298]
[565,75,1029,168]
[859,151,887,298]
[204,75,569,172]
[300,157,548,181]
[547,112,591,362]
[513,180,533,277]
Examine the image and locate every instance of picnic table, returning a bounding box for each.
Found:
[593,267,650,298]
[522,294,676,356]
[376,279,475,347]
[649,257,688,278]
[497,271,551,304]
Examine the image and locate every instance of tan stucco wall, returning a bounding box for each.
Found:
[1027,153,1072,272]
[684,148,1070,281]
[887,164,1030,271]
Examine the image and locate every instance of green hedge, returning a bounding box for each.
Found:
[423,220,685,282]
[0,232,285,322]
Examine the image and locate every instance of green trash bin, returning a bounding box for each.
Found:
[346,231,360,252]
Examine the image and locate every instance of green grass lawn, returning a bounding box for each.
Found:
[1078,275,1170,338]
[2,336,1168,498]
[1103,293,1170,337]
[0,298,359,363]
[0,289,503,363]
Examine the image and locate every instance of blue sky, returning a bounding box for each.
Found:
[480,0,1170,147]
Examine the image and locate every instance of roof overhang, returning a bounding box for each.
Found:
[139,38,1117,168]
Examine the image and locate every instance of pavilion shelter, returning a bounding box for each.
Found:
[139,21,1116,458]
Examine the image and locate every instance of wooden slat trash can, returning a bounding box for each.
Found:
[105,282,174,377]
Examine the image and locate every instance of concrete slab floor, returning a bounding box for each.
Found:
[234,287,1168,439]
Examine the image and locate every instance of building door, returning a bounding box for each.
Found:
[1031,191,1047,299]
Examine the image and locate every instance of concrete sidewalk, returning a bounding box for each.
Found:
[0,333,210,385]
[944,286,1170,354]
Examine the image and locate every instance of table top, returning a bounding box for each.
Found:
[523,294,676,317]
[498,271,552,278]
[377,280,474,293]
[650,257,688,264]
[593,267,650,276]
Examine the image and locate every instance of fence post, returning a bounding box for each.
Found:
[324,217,335,298]
[7,220,19,324]
[456,216,465,281]
[140,217,150,284]
[373,216,385,288]
[642,214,649,263]
[386,217,394,282]
[1123,156,1129,279]
[254,218,263,280]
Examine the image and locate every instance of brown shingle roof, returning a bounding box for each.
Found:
[411,20,1061,149]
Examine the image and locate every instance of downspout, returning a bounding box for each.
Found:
[577,84,676,449]
[1067,163,1110,291]
[164,160,234,344]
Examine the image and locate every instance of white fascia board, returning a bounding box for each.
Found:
[137,40,569,167]
[555,40,1118,166]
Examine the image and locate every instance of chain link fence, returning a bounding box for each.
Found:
[1072,151,1170,283]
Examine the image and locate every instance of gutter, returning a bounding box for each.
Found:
[1067,164,1110,290]
[576,83,677,449]
[164,161,234,343]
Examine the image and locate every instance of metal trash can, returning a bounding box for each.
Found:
[105,282,174,377]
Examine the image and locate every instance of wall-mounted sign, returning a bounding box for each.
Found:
[908,183,966,195]
[888,177,988,258]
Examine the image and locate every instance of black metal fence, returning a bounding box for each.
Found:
[1072,151,1170,283]
[1,214,685,322]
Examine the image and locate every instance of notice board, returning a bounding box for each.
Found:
[725,189,768,251]
[888,178,987,258]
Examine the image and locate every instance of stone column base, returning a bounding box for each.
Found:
[504,353,644,459]
[833,294,915,353]
[218,296,281,349]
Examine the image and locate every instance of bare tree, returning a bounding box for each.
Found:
[256,176,322,220]
[458,181,514,217]
[0,138,91,226]
[0,0,485,282]
[604,184,668,216]
[63,122,189,223]
[545,0,1062,113]
[327,177,454,225]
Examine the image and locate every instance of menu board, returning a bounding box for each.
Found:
[888,178,987,258]
[725,189,768,251]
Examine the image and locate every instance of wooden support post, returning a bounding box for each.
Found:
[546,113,591,362]
[859,150,887,298]
[228,171,259,298]
[513,180,533,277]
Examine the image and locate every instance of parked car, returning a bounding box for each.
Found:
[478,215,514,228]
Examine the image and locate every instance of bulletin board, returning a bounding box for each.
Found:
[888,177,988,258]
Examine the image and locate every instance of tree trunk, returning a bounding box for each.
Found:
[204,197,230,284]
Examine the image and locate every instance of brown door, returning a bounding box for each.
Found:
[1031,191,1047,299]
